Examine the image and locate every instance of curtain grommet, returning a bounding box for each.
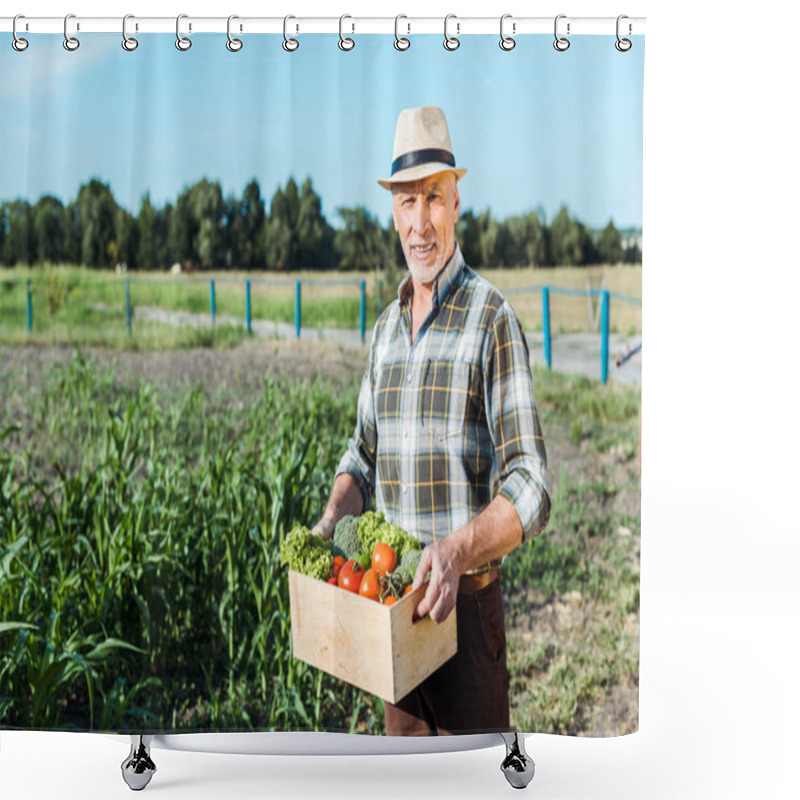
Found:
[12,14,29,51]
[553,14,570,51]
[499,14,516,51]
[444,14,460,51]
[615,15,632,51]
[63,13,80,51]
[394,15,410,51]
[283,15,299,52]
[175,14,192,51]
[122,14,138,51]
[226,15,243,52]
[339,15,355,51]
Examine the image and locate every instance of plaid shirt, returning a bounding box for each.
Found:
[336,243,550,574]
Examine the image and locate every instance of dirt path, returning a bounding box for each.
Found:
[125,304,641,385]
[0,339,367,399]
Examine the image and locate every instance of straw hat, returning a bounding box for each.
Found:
[377,106,467,189]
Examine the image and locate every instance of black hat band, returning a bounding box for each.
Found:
[391,148,456,176]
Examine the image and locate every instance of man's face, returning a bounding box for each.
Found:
[391,172,460,286]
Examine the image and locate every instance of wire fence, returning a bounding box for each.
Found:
[2,275,641,384]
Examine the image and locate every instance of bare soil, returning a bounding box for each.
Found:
[1,340,368,397]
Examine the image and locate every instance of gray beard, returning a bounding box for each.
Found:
[407,260,443,286]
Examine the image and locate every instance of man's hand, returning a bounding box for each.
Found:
[311,516,335,540]
[412,537,463,624]
[311,473,364,541]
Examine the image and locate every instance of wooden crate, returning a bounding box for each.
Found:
[288,570,458,704]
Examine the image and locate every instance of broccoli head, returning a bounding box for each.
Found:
[396,548,422,586]
[332,514,362,560]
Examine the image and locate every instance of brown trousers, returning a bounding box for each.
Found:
[383,578,511,735]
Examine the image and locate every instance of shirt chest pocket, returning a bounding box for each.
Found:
[420,360,477,442]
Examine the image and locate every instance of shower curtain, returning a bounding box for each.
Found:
[0,24,644,740]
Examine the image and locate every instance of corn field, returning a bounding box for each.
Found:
[0,346,640,735]
[0,352,387,733]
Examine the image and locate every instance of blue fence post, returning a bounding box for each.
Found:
[600,290,610,385]
[295,281,302,339]
[26,279,32,333]
[125,279,132,335]
[245,280,252,334]
[542,286,552,369]
[360,280,366,344]
[210,279,216,326]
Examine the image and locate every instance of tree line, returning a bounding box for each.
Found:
[0,177,642,272]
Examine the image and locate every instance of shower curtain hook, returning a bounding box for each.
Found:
[226,15,243,51]
[339,15,355,50]
[283,15,299,51]
[499,14,516,51]
[615,15,632,51]
[176,14,192,51]
[12,15,29,51]
[63,13,80,51]
[444,14,460,51]
[553,14,570,51]
[122,15,138,51]
[394,15,410,50]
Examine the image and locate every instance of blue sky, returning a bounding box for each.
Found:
[1,32,644,229]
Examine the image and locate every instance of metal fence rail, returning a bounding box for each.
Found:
[6,275,641,384]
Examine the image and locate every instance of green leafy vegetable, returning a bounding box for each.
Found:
[279,525,333,581]
[358,510,422,562]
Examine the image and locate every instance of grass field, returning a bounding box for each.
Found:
[0,340,639,736]
[0,264,641,347]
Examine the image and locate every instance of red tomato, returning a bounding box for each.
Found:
[332,555,346,578]
[383,596,398,606]
[327,577,338,585]
[359,568,380,601]
[372,543,397,573]
[338,560,363,593]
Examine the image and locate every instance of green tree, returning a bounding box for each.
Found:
[597,220,624,265]
[32,195,68,264]
[264,177,333,270]
[64,202,81,265]
[240,179,266,269]
[154,203,172,269]
[265,179,298,270]
[549,206,593,266]
[455,208,500,268]
[137,193,157,270]
[189,179,225,268]
[334,207,392,271]
[168,194,191,266]
[75,179,118,268]
[115,207,138,268]
[478,210,500,268]
[296,178,335,269]
[0,200,34,266]
[224,195,244,269]
[456,209,482,267]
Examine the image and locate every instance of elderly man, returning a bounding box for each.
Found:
[312,106,550,736]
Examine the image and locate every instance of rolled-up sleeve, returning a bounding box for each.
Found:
[335,338,378,511]
[483,302,551,541]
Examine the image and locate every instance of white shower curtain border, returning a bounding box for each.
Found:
[1,15,646,37]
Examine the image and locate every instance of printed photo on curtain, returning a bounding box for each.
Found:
[0,24,644,753]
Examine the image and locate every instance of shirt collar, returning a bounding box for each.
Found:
[397,241,465,312]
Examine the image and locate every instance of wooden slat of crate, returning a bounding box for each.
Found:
[288,570,457,704]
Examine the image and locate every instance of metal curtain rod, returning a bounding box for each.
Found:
[1,16,645,36]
